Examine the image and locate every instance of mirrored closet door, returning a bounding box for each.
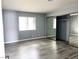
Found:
[46,17,56,40]
[69,13,78,47]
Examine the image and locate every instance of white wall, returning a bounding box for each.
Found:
[0,0,5,59]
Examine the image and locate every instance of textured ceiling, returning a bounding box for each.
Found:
[2,0,78,13]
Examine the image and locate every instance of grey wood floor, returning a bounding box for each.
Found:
[69,35,78,47]
[5,39,78,59]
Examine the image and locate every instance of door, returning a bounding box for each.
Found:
[46,17,56,40]
[56,15,70,42]
[69,15,78,47]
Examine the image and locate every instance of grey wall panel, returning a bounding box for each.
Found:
[3,10,46,42]
[17,12,46,39]
[3,10,19,43]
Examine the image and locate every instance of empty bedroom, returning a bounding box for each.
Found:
[1,0,78,59]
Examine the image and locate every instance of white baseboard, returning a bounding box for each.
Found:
[5,35,56,44]
[5,36,46,44]
[46,35,56,37]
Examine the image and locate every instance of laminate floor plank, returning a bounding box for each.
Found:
[5,39,78,59]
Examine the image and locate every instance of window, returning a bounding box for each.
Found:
[19,16,36,31]
[53,17,56,29]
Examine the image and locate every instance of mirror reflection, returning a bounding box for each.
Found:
[46,17,56,40]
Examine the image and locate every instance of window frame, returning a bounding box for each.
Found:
[19,16,36,31]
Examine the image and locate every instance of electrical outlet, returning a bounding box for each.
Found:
[32,35,33,37]
[6,56,9,59]
[38,34,40,37]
